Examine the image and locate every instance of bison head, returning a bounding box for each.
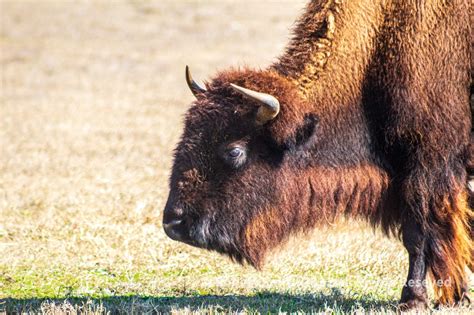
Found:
[162,67,321,268]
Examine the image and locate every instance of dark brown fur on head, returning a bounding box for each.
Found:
[166,68,326,267]
[164,0,473,308]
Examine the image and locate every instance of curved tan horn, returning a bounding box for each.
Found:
[185,65,206,97]
[230,83,280,124]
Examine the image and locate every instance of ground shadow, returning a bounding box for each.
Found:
[2,288,398,313]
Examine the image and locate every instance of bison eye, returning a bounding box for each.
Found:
[224,146,246,168]
[228,147,242,158]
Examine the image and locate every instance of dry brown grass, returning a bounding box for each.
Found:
[0,0,472,313]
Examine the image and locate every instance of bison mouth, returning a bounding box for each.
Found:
[163,212,246,256]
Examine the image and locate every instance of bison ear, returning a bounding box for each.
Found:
[284,113,319,150]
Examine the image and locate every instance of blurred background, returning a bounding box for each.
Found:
[0,1,438,313]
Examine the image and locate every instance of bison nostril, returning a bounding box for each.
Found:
[163,201,184,224]
[163,195,193,243]
[174,208,184,217]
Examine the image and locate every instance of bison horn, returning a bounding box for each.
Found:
[230,83,280,124]
[185,65,206,97]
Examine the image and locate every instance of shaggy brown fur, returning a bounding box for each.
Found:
[243,164,390,269]
[163,0,472,310]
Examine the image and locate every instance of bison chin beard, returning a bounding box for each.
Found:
[188,212,278,270]
[224,211,298,269]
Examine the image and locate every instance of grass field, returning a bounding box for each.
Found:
[0,0,472,313]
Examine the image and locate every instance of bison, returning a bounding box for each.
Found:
[163,0,472,310]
